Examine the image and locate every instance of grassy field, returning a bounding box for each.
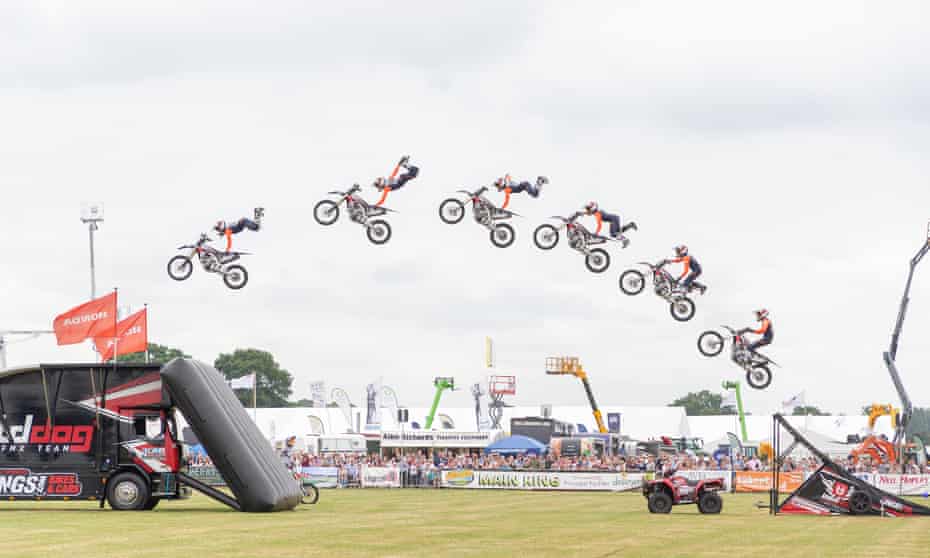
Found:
[2,490,930,557]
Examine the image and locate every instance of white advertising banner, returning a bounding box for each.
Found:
[380,430,500,448]
[676,470,733,491]
[361,465,402,488]
[441,469,645,492]
[867,473,930,496]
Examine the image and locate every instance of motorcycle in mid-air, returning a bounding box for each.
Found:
[313,184,393,245]
[167,234,250,290]
[697,325,777,390]
[532,212,619,273]
[618,260,706,322]
[438,186,518,248]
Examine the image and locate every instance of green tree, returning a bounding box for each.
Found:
[669,390,736,416]
[791,406,829,416]
[906,408,930,444]
[116,343,191,363]
[214,348,293,407]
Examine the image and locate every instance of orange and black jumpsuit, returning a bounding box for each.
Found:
[670,254,702,289]
[223,218,260,252]
[747,318,774,352]
[592,210,633,238]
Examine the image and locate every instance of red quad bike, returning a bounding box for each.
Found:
[643,474,724,514]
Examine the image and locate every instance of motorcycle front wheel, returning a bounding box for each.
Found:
[367,220,392,245]
[533,224,559,250]
[439,199,465,224]
[167,256,193,281]
[619,269,646,295]
[313,200,340,225]
[697,331,725,357]
[301,482,320,505]
[223,265,249,290]
[490,223,515,248]
[746,364,773,390]
[585,248,610,273]
[670,297,696,322]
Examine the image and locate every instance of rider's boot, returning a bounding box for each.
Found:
[254,207,265,225]
[698,284,707,295]
[622,221,638,233]
[619,235,630,248]
[399,155,410,168]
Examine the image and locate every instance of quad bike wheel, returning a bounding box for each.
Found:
[697,331,725,357]
[647,491,673,514]
[670,297,696,322]
[697,491,723,514]
[223,265,249,290]
[618,269,645,295]
[167,256,193,281]
[533,224,559,250]
[848,490,872,515]
[313,200,340,225]
[490,223,515,248]
[746,364,773,390]
[367,220,392,245]
[585,248,610,273]
[439,198,466,224]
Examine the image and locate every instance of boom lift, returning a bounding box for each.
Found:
[424,376,455,430]
[545,356,607,434]
[883,222,930,456]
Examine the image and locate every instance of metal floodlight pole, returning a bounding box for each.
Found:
[80,204,104,300]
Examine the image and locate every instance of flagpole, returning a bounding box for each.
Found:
[252,372,257,422]
[144,303,149,363]
[111,288,119,373]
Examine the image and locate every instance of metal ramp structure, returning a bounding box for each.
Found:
[769,414,930,516]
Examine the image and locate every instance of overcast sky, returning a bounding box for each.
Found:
[2,1,929,417]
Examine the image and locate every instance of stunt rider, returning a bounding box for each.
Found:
[583,201,637,248]
[742,309,774,357]
[667,245,706,294]
[214,207,264,253]
[373,155,419,206]
[495,174,548,209]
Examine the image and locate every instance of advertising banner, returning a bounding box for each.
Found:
[734,471,804,493]
[301,466,339,489]
[440,469,645,492]
[361,465,401,488]
[869,473,930,496]
[187,465,226,487]
[381,431,499,448]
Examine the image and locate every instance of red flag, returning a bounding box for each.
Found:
[53,292,118,346]
[94,308,148,362]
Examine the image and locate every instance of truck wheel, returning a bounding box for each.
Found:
[697,491,722,514]
[647,491,673,514]
[107,472,150,511]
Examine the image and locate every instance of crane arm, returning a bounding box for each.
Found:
[576,372,608,434]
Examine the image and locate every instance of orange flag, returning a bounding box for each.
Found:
[95,308,148,362]
[53,292,118,346]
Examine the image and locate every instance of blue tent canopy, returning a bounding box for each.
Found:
[483,435,547,456]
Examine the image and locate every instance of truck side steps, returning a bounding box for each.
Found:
[177,472,241,511]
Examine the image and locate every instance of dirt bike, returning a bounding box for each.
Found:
[313,184,393,245]
[533,212,619,273]
[293,470,319,505]
[697,325,777,389]
[438,186,518,248]
[166,234,249,290]
[618,261,706,322]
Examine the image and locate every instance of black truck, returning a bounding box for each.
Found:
[0,359,301,512]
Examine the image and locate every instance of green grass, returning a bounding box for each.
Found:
[2,490,930,557]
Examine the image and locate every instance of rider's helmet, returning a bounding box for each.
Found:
[286,435,297,447]
[493,177,505,189]
[675,245,688,257]
[373,177,386,189]
[214,220,226,233]
[755,308,769,321]
[584,201,598,214]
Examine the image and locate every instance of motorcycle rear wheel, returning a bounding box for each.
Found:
[697,331,725,357]
[585,248,610,273]
[439,199,465,224]
[746,364,773,390]
[223,265,249,290]
[533,224,559,250]
[313,200,340,225]
[367,220,392,245]
[167,256,193,281]
[619,269,645,295]
[670,297,696,322]
[490,223,515,248]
